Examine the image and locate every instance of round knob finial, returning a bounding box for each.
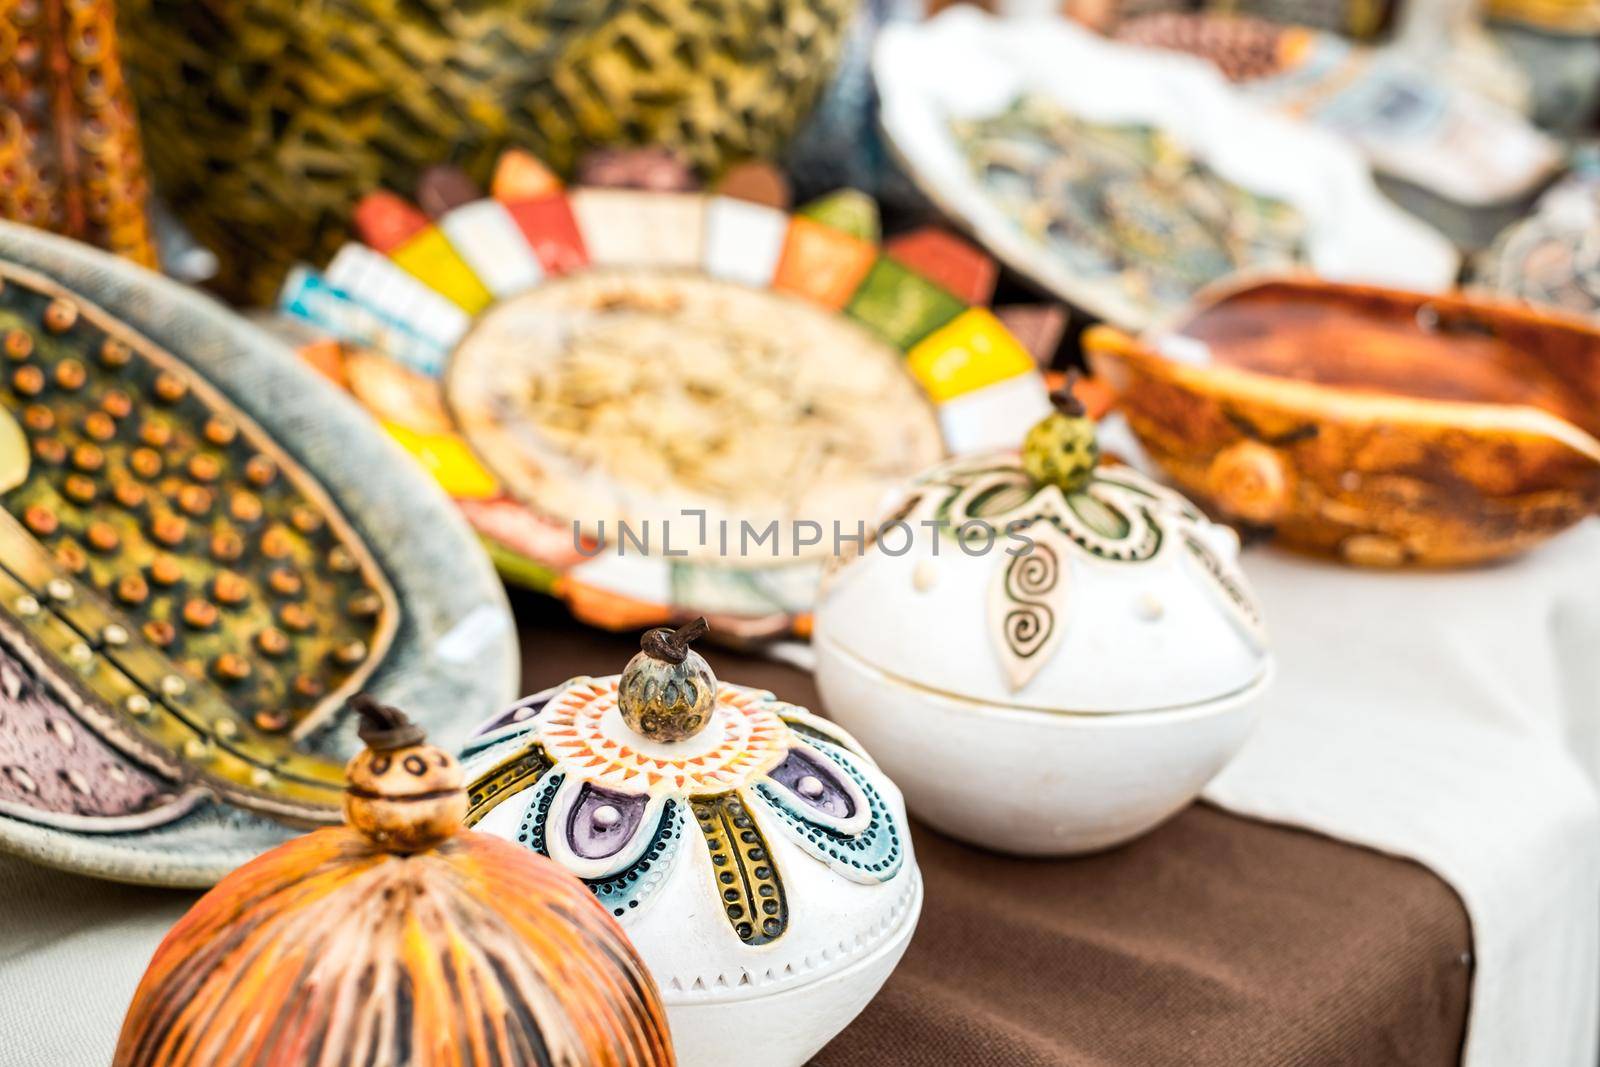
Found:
[618,617,717,743]
[1022,373,1099,494]
[343,694,466,852]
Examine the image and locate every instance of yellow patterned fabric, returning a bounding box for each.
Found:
[118,0,856,301]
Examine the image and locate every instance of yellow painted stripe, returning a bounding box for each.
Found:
[381,421,501,500]
[391,229,493,314]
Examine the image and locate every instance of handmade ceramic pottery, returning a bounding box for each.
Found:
[277,147,1056,640]
[813,398,1272,856]
[116,699,674,1067]
[1114,13,1560,207]
[0,0,156,264]
[461,622,922,1067]
[1204,0,1396,37]
[1065,0,1396,36]
[1113,12,1295,81]
[873,7,1458,330]
[1496,25,1600,135]
[951,97,1312,318]
[1387,0,1533,113]
[0,223,517,886]
[1488,0,1600,33]
[117,0,858,302]
[1086,275,1600,567]
[1474,148,1600,316]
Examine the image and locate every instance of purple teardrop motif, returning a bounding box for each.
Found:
[769,748,855,819]
[566,782,648,860]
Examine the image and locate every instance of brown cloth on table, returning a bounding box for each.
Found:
[512,592,1473,1067]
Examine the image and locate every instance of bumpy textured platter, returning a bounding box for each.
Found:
[0,223,518,886]
[279,151,1059,641]
[873,7,1459,331]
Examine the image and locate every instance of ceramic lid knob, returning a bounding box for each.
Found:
[618,617,716,743]
[343,695,467,852]
[1022,381,1099,494]
[813,397,1270,712]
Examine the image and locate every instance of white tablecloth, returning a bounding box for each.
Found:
[3,528,1599,1066]
[1205,525,1600,1067]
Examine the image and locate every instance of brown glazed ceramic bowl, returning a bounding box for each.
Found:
[1084,276,1600,567]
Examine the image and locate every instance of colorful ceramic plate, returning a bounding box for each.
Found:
[278,153,1056,640]
[1085,275,1600,567]
[873,7,1459,330]
[0,224,518,886]
[1114,13,1561,207]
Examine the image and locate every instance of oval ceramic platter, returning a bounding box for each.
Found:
[872,6,1461,331]
[275,150,1058,642]
[0,224,518,886]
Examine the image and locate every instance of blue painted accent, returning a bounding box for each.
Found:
[514,772,563,855]
[588,801,686,920]
[277,266,447,376]
[512,772,685,921]
[755,733,905,883]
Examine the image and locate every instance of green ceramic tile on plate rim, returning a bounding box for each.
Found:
[846,256,967,351]
[796,188,882,242]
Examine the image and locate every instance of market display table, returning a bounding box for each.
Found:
[823,811,1468,1066]
[6,529,1600,1065]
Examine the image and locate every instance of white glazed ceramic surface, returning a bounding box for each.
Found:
[819,453,1269,713]
[812,450,1272,855]
[816,637,1269,854]
[462,679,922,1067]
[663,871,921,1067]
[874,7,1460,329]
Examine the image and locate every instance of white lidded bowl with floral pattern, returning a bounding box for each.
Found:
[813,397,1272,856]
[459,622,921,1067]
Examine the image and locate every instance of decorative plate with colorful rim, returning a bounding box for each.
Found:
[0,223,518,886]
[872,7,1459,331]
[277,150,1057,640]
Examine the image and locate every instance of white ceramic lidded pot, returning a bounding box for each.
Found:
[461,620,922,1067]
[813,389,1272,856]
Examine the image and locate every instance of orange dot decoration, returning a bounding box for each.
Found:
[113,696,675,1067]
